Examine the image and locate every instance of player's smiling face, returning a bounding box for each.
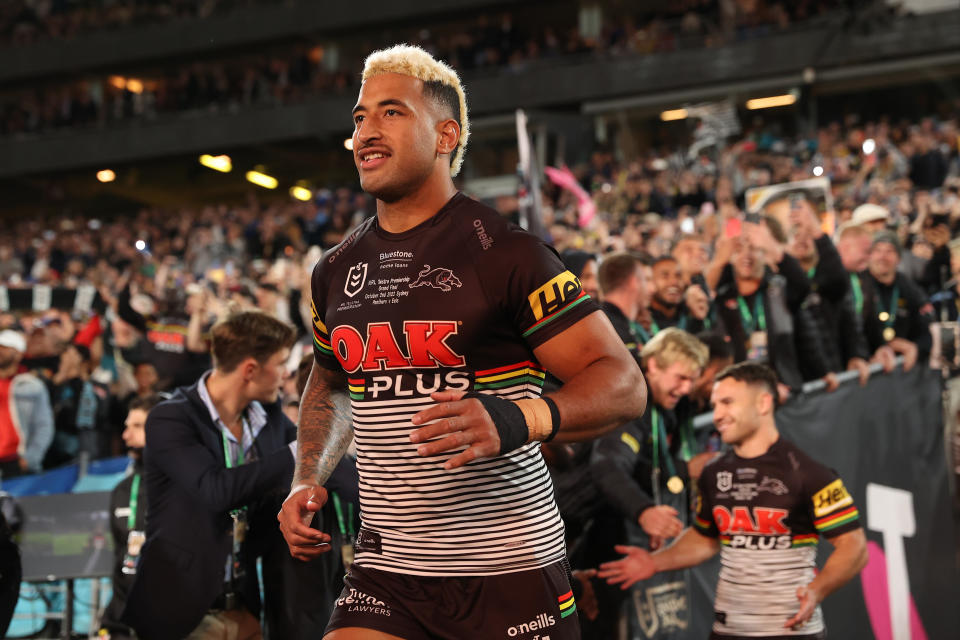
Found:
[352,73,442,203]
[710,377,763,446]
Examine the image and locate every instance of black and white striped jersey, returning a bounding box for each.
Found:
[694,437,861,638]
[310,193,598,576]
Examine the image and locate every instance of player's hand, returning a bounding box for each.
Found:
[784,583,822,630]
[598,545,656,589]
[410,390,499,470]
[890,338,918,371]
[846,357,871,386]
[684,285,710,320]
[638,505,683,540]
[278,485,331,561]
[572,569,599,621]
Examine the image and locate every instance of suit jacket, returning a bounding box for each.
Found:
[121,380,295,639]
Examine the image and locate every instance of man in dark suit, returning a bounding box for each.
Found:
[122,311,298,639]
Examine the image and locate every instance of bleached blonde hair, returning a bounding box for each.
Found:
[640,327,709,372]
[362,44,470,177]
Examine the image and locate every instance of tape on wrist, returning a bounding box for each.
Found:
[465,393,561,454]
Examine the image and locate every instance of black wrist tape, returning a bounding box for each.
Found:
[541,396,561,442]
[464,392,528,455]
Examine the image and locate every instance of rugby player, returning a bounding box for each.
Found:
[277,44,646,640]
[598,362,867,639]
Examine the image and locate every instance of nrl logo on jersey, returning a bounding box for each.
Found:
[344,262,368,297]
[717,471,733,492]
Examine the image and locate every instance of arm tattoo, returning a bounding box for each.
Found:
[293,363,353,487]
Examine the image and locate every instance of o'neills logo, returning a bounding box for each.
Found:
[507,613,556,636]
[330,321,466,373]
[473,219,494,250]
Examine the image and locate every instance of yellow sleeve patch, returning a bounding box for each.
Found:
[813,478,853,517]
[527,270,581,321]
[620,432,640,454]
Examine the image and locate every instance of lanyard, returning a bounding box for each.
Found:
[128,473,140,530]
[221,424,245,469]
[331,492,355,539]
[881,284,899,329]
[849,273,864,316]
[633,321,652,344]
[650,409,677,480]
[737,295,766,333]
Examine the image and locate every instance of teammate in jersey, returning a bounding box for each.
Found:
[597,363,867,639]
[277,44,646,640]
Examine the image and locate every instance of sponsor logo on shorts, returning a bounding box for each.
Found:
[335,588,391,617]
[506,612,556,637]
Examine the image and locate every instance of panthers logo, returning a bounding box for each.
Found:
[409,265,462,292]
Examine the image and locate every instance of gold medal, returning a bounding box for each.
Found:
[883,327,896,342]
[341,542,355,570]
[879,311,890,322]
[667,476,684,494]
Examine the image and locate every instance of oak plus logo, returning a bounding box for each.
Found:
[409,264,462,292]
[344,262,368,297]
[330,321,466,373]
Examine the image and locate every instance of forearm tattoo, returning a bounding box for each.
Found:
[293,365,354,487]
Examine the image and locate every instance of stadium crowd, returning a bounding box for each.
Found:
[0,111,957,476]
[0,0,861,138]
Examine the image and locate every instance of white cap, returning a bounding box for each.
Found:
[851,203,890,226]
[0,330,26,354]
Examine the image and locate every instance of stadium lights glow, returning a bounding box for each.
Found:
[344,138,354,151]
[862,138,876,155]
[246,170,278,189]
[109,76,126,90]
[135,240,146,251]
[290,186,312,201]
[745,94,797,110]
[199,154,232,173]
[96,169,116,183]
[813,165,824,177]
[126,79,144,94]
[660,109,688,122]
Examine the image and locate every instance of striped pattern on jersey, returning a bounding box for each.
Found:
[522,291,592,338]
[311,300,333,358]
[352,366,566,577]
[814,506,859,533]
[714,546,825,636]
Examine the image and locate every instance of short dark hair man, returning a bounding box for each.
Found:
[278,44,645,640]
[122,311,299,639]
[99,393,164,640]
[599,362,867,639]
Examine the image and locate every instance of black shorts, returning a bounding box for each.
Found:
[325,561,580,640]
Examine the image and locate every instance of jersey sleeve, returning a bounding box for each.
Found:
[693,466,719,538]
[310,258,342,371]
[806,463,861,539]
[498,230,599,348]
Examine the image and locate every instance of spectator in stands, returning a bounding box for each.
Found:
[99,393,164,640]
[122,311,298,639]
[597,252,649,358]
[560,249,600,301]
[47,343,113,467]
[690,330,735,416]
[711,220,832,391]
[864,231,931,369]
[649,255,709,335]
[0,330,53,476]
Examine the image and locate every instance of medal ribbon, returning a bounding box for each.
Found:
[849,273,864,316]
[331,492,355,540]
[737,295,766,334]
[881,284,899,331]
[650,409,678,482]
